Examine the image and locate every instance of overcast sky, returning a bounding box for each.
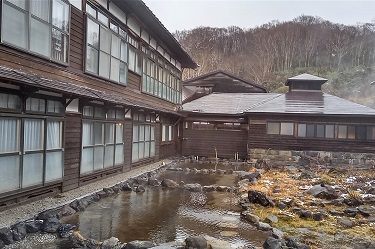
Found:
[142,0,375,32]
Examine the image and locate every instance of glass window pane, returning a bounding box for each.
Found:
[120,41,127,62]
[94,146,104,170]
[94,107,105,118]
[94,123,104,144]
[128,47,135,71]
[104,145,114,168]
[3,4,28,49]
[110,22,118,33]
[150,141,155,157]
[110,58,120,82]
[367,127,375,140]
[120,62,128,84]
[7,94,21,109]
[52,29,68,63]
[87,18,99,48]
[105,123,115,144]
[81,147,94,174]
[0,118,19,153]
[325,125,335,138]
[115,144,124,165]
[107,109,116,119]
[316,125,325,138]
[100,26,110,53]
[138,142,144,159]
[46,151,63,182]
[132,143,138,162]
[86,3,96,17]
[139,125,145,141]
[111,34,120,58]
[144,141,150,158]
[30,18,51,57]
[31,0,49,21]
[22,153,43,187]
[24,119,44,151]
[47,121,62,149]
[52,0,69,31]
[267,122,279,135]
[338,125,347,139]
[151,126,155,140]
[6,0,26,9]
[116,124,123,143]
[97,11,108,26]
[82,122,94,146]
[99,52,110,78]
[0,155,20,193]
[26,98,45,112]
[86,46,99,74]
[348,126,355,139]
[280,122,294,135]
[357,126,367,140]
[133,125,139,142]
[306,124,315,137]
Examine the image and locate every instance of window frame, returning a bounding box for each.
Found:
[132,112,156,163]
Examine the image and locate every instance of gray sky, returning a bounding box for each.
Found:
[142,0,375,32]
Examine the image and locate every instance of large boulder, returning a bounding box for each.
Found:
[243,172,261,181]
[102,237,120,249]
[25,220,42,233]
[123,240,156,249]
[184,183,202,192]
[148,177,161,187]
[57,224,76,238]
[185,236,207,249]
[263,237,281,249]
[12,222,26,241]
[161,179,179,188]
[36,208,62,220]
[307,184,338,200]
[41,218,61,233]
[0,227,13,245]
[248,190,272,207]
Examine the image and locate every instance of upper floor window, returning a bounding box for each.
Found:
[1,0,70,63]
[267,122,294,135]
[128,35,142,74]
[85,3,128,84]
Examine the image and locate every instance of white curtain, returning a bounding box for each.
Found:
[22,153,43,187]
[0,118,19,153]
[0,156,20,193]
[115,144,124,165]
[132,143,138,162]
[24,119,43,151]
[47,121,62,149]
[30,0,50,22]
[104,145,114,167]
[150,141,155,157]
[82,122,93,146]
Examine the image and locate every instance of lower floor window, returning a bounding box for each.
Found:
[81,121,124,175]
[132,124,155,162]
[162,124,174,142]
[0,117,63,194]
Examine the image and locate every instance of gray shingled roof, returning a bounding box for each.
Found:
[182,91,375,116]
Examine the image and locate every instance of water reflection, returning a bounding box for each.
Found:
[62,171,268,247]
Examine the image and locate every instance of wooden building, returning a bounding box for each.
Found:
[0,0,197,209]
[181,73,375,165]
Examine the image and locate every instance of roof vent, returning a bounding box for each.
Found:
[286,73,327,92]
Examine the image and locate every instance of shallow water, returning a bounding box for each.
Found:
[60,170,268,248]
[177,162,252,171]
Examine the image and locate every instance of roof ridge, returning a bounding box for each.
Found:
[242,94,283,113]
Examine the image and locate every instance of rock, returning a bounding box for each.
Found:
[338,218,355,228]
[97,190,108,199]
[273,187,282,193]
[148,177,161,187]
[0,227,13,245]
[258,222,272,231]
[204,236,231,249]
[240,202,251,210]
[225,169,233,174]
[248,190,272,207]
[367,188,375,195]
[185,236,207,249]
[216,186,228,192]
[184,183,202,192]
[368,216,375,223]
[25,220,42,233]
[344,197,363,207]
[57,224,76,238]
[68,232,85,248]
[60,205,76,217]
[271,228,283,240]
[353,242,375,249]
[112,185,121,193]
[201,169,209,174]
[103,187,115,196]
[37,208,62,220]
[277,202,287,210]
[242,211,260,225]
[299,210,312,219]
[307,184,338,200]
[298,170,316,179]
[135,177,148,186]
[86,238,100,249]
[0,240,4,249]
[216,169,225,174]
[102,237,120,249]
[358,206,375,217]
[263,237,281,249]
[150,241,184,249]
[285,237,310,249]
[70,199,88,211]
[243,171,261,181]
[124,240,156,249]
[329,209,344,216]
[122,182,133,191]
[161,179,179,188]
[12,222,26,241]
[136,185,146,193]
[266,215,278,224]
[41,218,61,233]
[312,212,325,221]
[203,185,217,192]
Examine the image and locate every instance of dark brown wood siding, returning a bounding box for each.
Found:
[159,143,176,159]
[123,119,132,172]
[68,7,84,72]
[248,114,375,154]
[182,129,248,159]
[62,113,82,192]
[155,122,161,161]
[128,71,141,91]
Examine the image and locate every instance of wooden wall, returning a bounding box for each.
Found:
[248,114,375,154]
[182,129,248,159]
[68,7,84,72]
[62,113,82,192]
[160,144,176,159]
[123,119,133,172]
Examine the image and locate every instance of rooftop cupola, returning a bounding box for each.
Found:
[286,73,327,92]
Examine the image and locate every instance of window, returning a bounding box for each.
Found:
[132,113,156,162]
[85,3,128,84]
[1,0,70,63]
[0,93,21,110]
[0,98,64,195]
[81,106,125,174]
[267,122,294,135]
[367,127,375,140]
[162,124,174,142]
[298,123,335,139]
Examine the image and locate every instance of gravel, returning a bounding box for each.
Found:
[0,160,169,229]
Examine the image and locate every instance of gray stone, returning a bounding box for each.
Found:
[203,185,217,192]
[122,182,133,191]
[257,222,272,231]
[102,237,120,249]
[266,215,278,224]
[112,185,121,193]
[25,220,41,233]
[103,187,115,196]
[136,185,146,193]
[0,227,13,245]
[216,186,228,192]
[263,237,281,249]
[184,183,202,192]
[271,228,283,240]
[86,238,100,249]
[70,199,88,211]
[135,177,148,186]
[312,212,325,221]
[41,218,61,233]
[225,169,233,174]
[60,205,76,217]
[358,206,375,217]
[123,240,156,249]
[150,241,184,249]
[37,208,62,220]
[243,171,261,181]
[277,202,287,210]
[299,210,312,219]
[368,216,375,223]
[285,237,310,249]
[307,184,338,200]
[204,236,231,249]
[367,188,375,195]
[0,239,4,249]
[185,236,207,249]
[248,190,272,207]
[161,179,179,188]
[12,222,26,241]
[242,212,260,225]
[57,224,76,238]
[338,218,355,228]
[329,209,344,216]
[148,177,161,187]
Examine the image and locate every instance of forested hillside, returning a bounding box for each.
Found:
[175,15,375,107]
